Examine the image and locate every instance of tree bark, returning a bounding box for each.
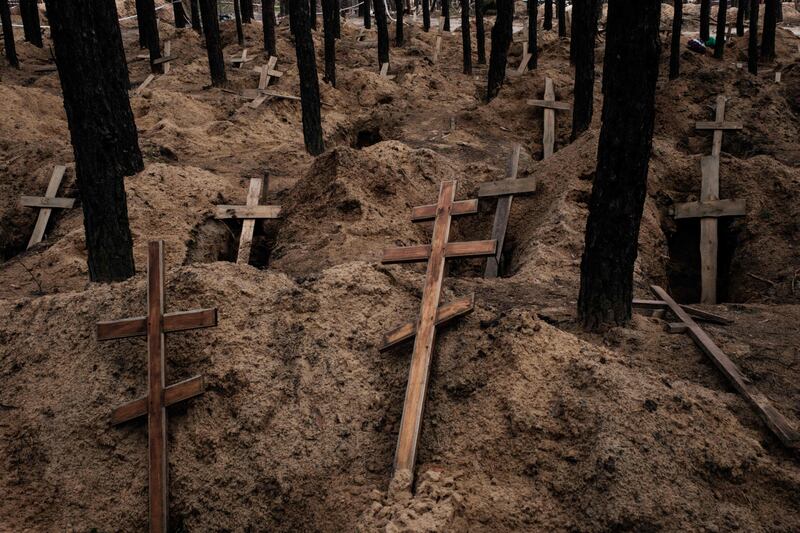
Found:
[44,0,141,282]
[365,0,372,29]
[700,0,710,41]
[234,0,245,46]
[290,0,325,155]
[334,0,341,38]
[242,0,254,22]
[20,0,43,47]
[578,0,661,330]
[557,0,566,37]
[475,0,486,63]
[760,0,777,60]
[571,0,598,138]
[670,0,682,79]
[527,0,537,70]
[310,0,318,30]
[1,0,19,67]
[135,0,147,48]
[544,0,552,30]
[198,0,227,85]
[443,0,450,31]
[262,0,277,56]
[714,0,728,59]
[736,0,745,36]
[173,0,188,28]
[396,0,404,46]
[748,0,759,73]
[190,0,203,33]
[374,0,390,64]
[460,0,471,73]
[322,0,336,85]
[486,0,513,101]
[422,0,429,31]
[139,0,163,73]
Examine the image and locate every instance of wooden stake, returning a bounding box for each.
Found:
[528,78,570,159]
[23,165,74,249]
[214,177,281,265]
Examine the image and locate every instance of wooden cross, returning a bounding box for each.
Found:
[638,286,799,448]
[230,47,252,68]
[97,241,218,533]
[21,165,74,249]
[248,56,284,108]
[431,16,445,64]
[527,77,571,159]
[214,176,281,264]
[513,25,533,75]
[379,62,396,80]
[481,145,538,278]
[673,95,745,304]
[381,180,497,490]
[136,41,177,93]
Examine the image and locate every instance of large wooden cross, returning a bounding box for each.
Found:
[381,180,497,490]
[673,95,745,304]
[639,286,799,448]
[527,77,571,159]
[481,144,538,278]
[214,176,281,264]
[248,56,284,108]
[21,164,74,249]
[97,241,218,533]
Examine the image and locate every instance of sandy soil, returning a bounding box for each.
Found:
[1,2,799,531]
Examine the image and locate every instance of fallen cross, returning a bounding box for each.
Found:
[527,77,571,160]
[214,176,281,264]
[97,241,218,533]
[21,164,75,249]
[248,56,284,108]
[481,144,538,278]
[640,285,799,448]
[381,180,497,491]
[135,41,176,94]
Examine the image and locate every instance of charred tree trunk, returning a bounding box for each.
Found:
[173,0,188,28]
[476,0,485,63]
[310,0,318,30]
[557,0,566,37]
[443,0,450,31]
[700,0,710,41]
[748,0,759,73]
[374,0,390,64]
[714,0,728,58]
[460,0,471,73]
[396,0,404,46]
[1,0,19,67]
[578,0,661,330]
[571,0,598,138]
[263,0,277,56]
[334,0,341,38]
[234,0,245,46]
[290,0,325,155]
[365,0,372,29]
[486,0,513,101]
[20,0,43,47]
[242,0,254,22]
[670,0,683,79]
[761,0,777,61]
[544,0,553,30]
[422,0,429,31]
[198,0,226,85]
[44,0,141,282]
[322,0,336,85]
[527,0,538,70]
[190,0,203,33]
[139,0,163,73]
[736,0,745,36]
[136,0,147,47]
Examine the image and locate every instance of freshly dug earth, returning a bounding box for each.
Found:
[1,3,799,532]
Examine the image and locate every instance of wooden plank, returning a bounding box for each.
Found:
[135,74,156,94]
[162,41,172,75]
[32,64,57,72]
[478,176,537,198]
[672,198,746,219]
[485,145,522,278]
[380,295,475,351]
[111,376,204,425]
[631,299,732,325]
[432,36,442,64]
[20,196,74,209]
[380,62,389,76]
[214,205,281,219]
[382,244,432,264]
[775,71,782,83]
[411,199,478,222]
[26,165,68,249]
[152,55,177,66]
[666,322,688,334]
[236,177,263,264]
[383,240,497,263]
[542,78,556,159]
[699,154,720,305]
[97,308,217,340]
[527,99,572,111]
[695,121,743,131]
[651,285,800,448]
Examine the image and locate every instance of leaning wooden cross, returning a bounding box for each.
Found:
[527,77,571,159]
[97,241,218,533]
[21,165,74,249]
[381,180,497,491]
[513,25,533,75]
[482,144,538,278]
[639,285,799,448]
[215,176,281,264]
[136,41,177,94]
[230,47,252,68]
[431,16,446,64]
[248,56,284,108]
[673,95,744,304]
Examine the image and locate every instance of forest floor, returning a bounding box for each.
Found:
[1,2,800,531]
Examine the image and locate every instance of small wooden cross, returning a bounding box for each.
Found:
[431,16,445,64]
[21,165,75,249]
[97,241,218,533]
[135,41,177,93]
[639,286,799,448]
[513,26,533,75]
[381,181,497,491]
[527,77,571,159]
[230,47,252,68]
[248,56,284,108]
[481,145,538,278]
[214,176,281,264]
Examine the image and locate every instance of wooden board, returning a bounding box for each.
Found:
[97,308,218,340]
[380,295,474,351]
[383,240,497,263]
[20,196,75,209]
[526,99,571,111]
[478,176,537,198]
[484,145,521,278]
[672,198,746,219]
[214,204,282,219]
[26,165,68,249]
[700,153,720,305]
[632,299,732,325]
[695,121,743,131]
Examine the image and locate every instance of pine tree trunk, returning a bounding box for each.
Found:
[443,0,450,31]
[190,0,202,33]
[700,0,710,41]
[527,0,537,70]
[290,0,325,155]
[263,0,277,56]
[139,0,163,73]
[761,0,777,60]
[310,0,318,30]
[544,0,553,30]
[571,0,598,139]
[136,0,147,48]
[173,0,188,28]
[396,0,404,46]
[334,0,341,38]
[475,0,485,63]
[578,0,661,331]
[374,0,390,64]
[322,0,336,85]
[486,0,513,101]
[198,0,227,85]
[1,0,19,67]
[714,0,728,58]
[44,0,141,282]
[748,0,759,73]
[20,0,43,47]
[422,0,429,31]
[557,0,566,37]
[460,0,471,73]
[735,0,745,36]
[242,0,254,22]
[670,0,683,79]
[365,0,372,29]
[234,0,245,46]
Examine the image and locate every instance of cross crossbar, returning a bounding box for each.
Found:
[411,199,478,221]
[382,240,497,264]
[632,298,732,325]
[671,198,746,219]
[380,295,475,351]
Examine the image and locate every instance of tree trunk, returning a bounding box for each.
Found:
[44,0,141,282]
[234,0,245,46]
[486,0,513,101]
[20,0,43,47]
[714,0,728,58]
[736,0,745,36]
[761,0,777,60]
[443,0,450,31]
[748,0,759,73]
[396,0,404,46]
[422,0,429,31]
[290,0,325,155]
[571,0,598,138]
[365,0,372,29]
[544,0,552,30]
[334,0,341,38]
[700,0,710,41]
[173,0,188,28]
[242,0,254,22]
[198,0,227,85]
[1,0,19,67]
[460,0,471,73]
[374,0,390,64]
[557,0,566,37]
[310,0,318,30]
[476,0,486,63]
[578,0,661,331]
[527,0,538,70]
[322,0,336,85]
[262,0,277,56]
[136,0,147,48]
[190,0,203,33]
[670,0,682,79]
[139,0,163,73]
